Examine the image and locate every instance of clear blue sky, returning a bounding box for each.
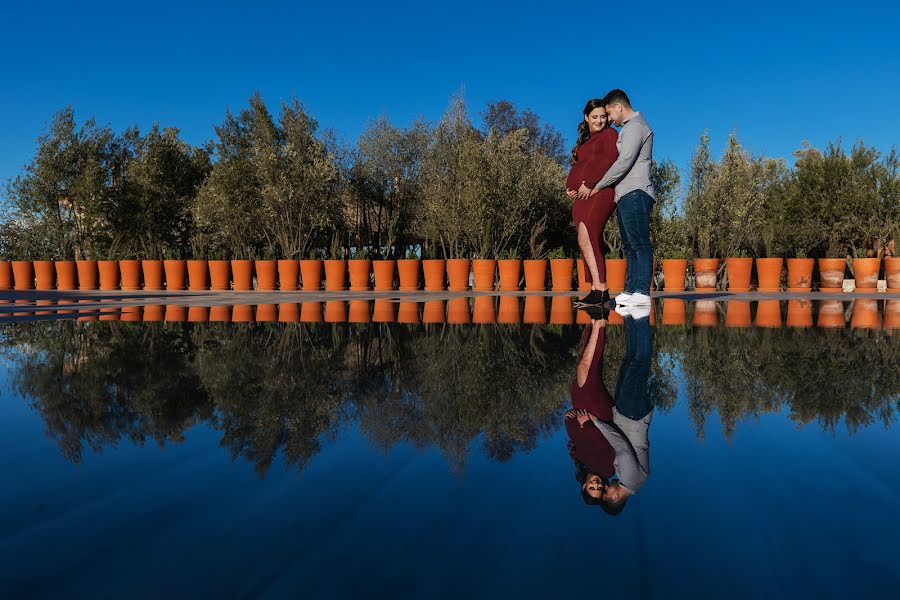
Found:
[2,0,898,186]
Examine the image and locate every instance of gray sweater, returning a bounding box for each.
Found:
[593,111,656,202]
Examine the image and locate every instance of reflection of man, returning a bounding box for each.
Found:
[591,313,653,515]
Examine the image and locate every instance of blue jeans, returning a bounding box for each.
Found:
[615,189,655,295]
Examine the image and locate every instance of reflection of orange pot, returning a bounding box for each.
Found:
[576,259,591,292]
[188,306,210,322]
[693,258,720,291]
[818,258,846,292]
[497,259,521,291]
[692,300,718,327]
[756,258,783,292]
[523,259,547,291]
[119,260,141,290]
[300,260,323,291]
[76,260,99,290]
[607,259,627,291]
[725,301,752,327]
[209,260,231,290]
[232,304,255,322]
[398,302,420,324]
[852,258,880,292]
[34,261,56,290]
[472,296,496,323]
[755,300,782,328]
[661,259,687,291]
[142,305,165,322]
[447,259,471,291]
[0,261,12,290]
[576,308,590,324]
[786,299,813,327]
[12,261,35,290]
[255,260,277,291]
[187,260,209,290]
[209,305,232,322]
[817,300,845,328]
[850,299,879,329]
[373,299,396,322]
[256,304,278,322]
[349,300,371,322]
[498,296,521,323]
[447,297,471,323]
[324,259,347,291]
[98,260,120,290]
[55,261,77,290]
[277,259,299,291]
[884,257,900,292]
[662,298,686,325]
[325,300,348,323]
[422,259,446,291]
[99,300,120,321]
[35,299,55,315]
[523,296,548,324]
[725,258,752,292]
[786,258,814,292]
[549,296,573,325]
[883,300,900,329]
[549,259,574,291]
[472,259,496,291]
[373,260,396,291]
[397,259,420,291]
[77,299,98,321]
[164,305,188,322]
[231,260,253,291]
[348,259,372,291]
[423,300,446,323]
[142,260,164,290]
[121,305,143,321]
[607,310,624,325]
[164,260,186,291]
[298,302,321,323]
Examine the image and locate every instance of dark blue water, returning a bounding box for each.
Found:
[1,301,898,598]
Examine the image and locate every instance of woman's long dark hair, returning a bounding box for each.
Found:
[569,98,606,166]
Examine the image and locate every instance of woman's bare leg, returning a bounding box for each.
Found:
[577,222,606,291]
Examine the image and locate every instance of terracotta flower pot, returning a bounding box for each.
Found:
[447,259,471,291]
[231,260,253,291]
[142,260,165,290]
[164,305,188,322]
[472,259,496,291]
[325,300,348,323]
[187,306,210,322]
[12,261,34,290]
[76,260,98,290]
[98,260,120,290]
[756,258,783,292]
[497,296,521,324]
[397,259,420,291]
[422,300,446,324]
[725,257,752,292]
[55,261,77,290]
[162,260,186,291]
[187,260,209,290]
[373,259,396,291]
[277,259,299,291]
[886,257,900,292]
[472,296,497,324]
[232,304,255,322]
[255,260,277,290]
[817,258,846,292]
[549,296,573,325]
[373,299,396,322]
[256,304,278,322]
[348,259,372,291]
[852,258,880,292]
[497,259,521,291]
[142,305,165,322]
[0,261,12,290]
[209,305,232,322]
[850,299,879,329]
[725,301,752,327]
[209,260,232,290]
[300,259,324,291]
[692,300,718,327]
[119,260,142,290]
[884,299,900,329]
[786,258,814,292]
[447,297,471,324]
[121,306,143,322]
[692,258,720,291]
[606,258,627,292]
[523,259,547,291]
[576,259,591,292]
[297,302,320,323]
[397,302,420,324]
[33,261,56,290]
[817,300,845,328]
[786,299,813,327]
[755,300,782,328]
[324,259,347,291]
[661,259,687,291]
[549,258,574,291]
[422,259,446,291]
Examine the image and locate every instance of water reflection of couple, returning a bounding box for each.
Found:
[565,310,653,515]
[566,89,655,315]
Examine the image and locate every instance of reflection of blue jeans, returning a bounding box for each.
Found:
[616,189,655,295]
[615,315,653,420]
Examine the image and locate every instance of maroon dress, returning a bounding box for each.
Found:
[567,127,618,283]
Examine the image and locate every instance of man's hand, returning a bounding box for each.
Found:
[576,182,593,199]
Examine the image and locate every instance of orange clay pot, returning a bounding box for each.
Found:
[576,259,591,292]
[98,260,120,290]
[164,260,186,291]
[348,259,372,291]
[606,258,627,292]
[300,259,323,291]
[187,260,209,290]
[885,257,900,292]
[55,261,77,290]
[277,259,299,291]
[786,258,814,292]
[725,301,752,327]
[497,259,522,291]
[446,259,471,291]
[255,260,277,290]
[661,259,687,291]
[0,261,12,290]
[852,258,880,292]
[755,258,783,292]
[142,260,164,290]
[422,259,446,291]
[209,260,231,291]
[472,259,496,291]
[786,299,813,327]
[34,261,56,290]
[76,260,99,290]
[816,300,846,328]
[372,259,396,291]
[755,300,782,328]
[397,259,420,291]
[523,259,547,291]
[817,258,846,292]
[231,260,253,291]
[692,258,720,291]
[549,258,574,291]
[323,259,347,291]
[725,257,752,292]
[119,260,141,291]
[12,261,35,290]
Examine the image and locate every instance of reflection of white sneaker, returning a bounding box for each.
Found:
[614,292,634,306]
[629,293,651,306]
[615,303,651,320]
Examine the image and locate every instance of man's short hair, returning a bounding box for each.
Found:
[603,89,631,109]
[599,495,628,516]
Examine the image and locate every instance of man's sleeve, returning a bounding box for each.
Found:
[593,123,641,190]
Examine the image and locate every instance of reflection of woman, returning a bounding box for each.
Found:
[565,314,615,505]
[566,99,619,306]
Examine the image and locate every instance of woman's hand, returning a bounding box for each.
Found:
[566,188,578,199]
[576,182,593,199]
[566,408,596,428]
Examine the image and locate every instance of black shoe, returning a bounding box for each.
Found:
[575,289,610,306]
[579,304,609,321]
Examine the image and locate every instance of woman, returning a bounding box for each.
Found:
[566,99,619,306]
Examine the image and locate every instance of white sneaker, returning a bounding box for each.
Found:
[613,292,634,306]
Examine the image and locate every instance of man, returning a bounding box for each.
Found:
[576,89,655,308]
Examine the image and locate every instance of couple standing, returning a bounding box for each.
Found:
[565,89,654,317]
